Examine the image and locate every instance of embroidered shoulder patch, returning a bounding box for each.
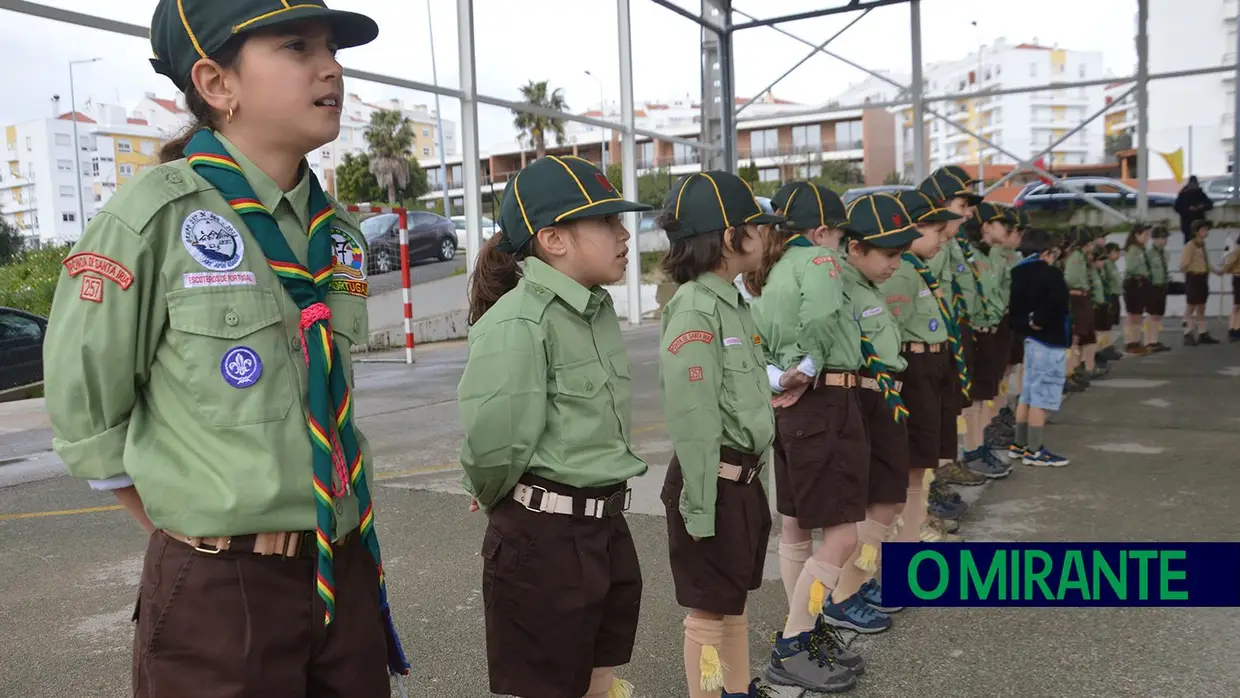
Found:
[78,275,104,303]
[723,337,742,346]
[752,334,763,345]
[812,256,831,265]
[886,294,910,305]
[919,288,932,297]
[861,306,884,318]
[62,253,134,289]
[688,366,704,382]
[667,330,714,354]
[329,279,370,298]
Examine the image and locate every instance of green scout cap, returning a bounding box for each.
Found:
[919,167,983,206]
[896,189,962,224]
[150,0,380,91]
[974,202,1014,225]
[662,171,784,241]
[1151,225,1171,239]
[844,193,920,247]
[771,181,848,231]
[1015,206,1031,229]
[496,156,651,253]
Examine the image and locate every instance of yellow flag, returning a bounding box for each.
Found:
[1158,148,1184,184]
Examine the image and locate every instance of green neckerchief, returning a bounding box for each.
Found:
[903,252,971,399]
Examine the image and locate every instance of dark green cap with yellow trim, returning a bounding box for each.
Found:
[150,0,379,91]
[897,189,963,224]
[919,166,983,206]
[844,193,921,248]
[771,181,848,231]
[662,171,784,241]
[496,156,651,253]
[973,202,1015,226]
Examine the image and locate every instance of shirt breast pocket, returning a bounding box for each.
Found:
[552,359,610,449]
[721,348,765,416]
[327,294,368,387]
[165,286,294,427]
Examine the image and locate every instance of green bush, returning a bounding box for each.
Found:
[0,245,70,317]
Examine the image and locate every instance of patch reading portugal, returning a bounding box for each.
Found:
[667,330,714,354]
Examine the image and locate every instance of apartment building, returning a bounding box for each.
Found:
[1103,81,1137,153]
[892,38,1106,178]
[87,104,164,214]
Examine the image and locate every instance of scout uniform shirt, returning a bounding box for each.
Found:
[970,246,1003,328]
[659,272,775,538]
[1104,258,1123,297]
[44,133,371,538]
[986,245,1014,319]
[840,257,906,373]
[1147,245,1170,286]
[749,244,862,373]
[1090,262,1108,307]
[1124,245,1151,280]
[457,257,646,511]
[881,256,950,344]
[1064,250,1091,292]
[949,237,983,325]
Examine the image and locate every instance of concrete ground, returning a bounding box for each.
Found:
[2,326,1239,697]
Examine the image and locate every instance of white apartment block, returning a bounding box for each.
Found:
[893,38,1107,178]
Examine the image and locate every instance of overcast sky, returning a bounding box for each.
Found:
[1,0,1140,150]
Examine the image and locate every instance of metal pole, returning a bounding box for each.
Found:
[1234,17,1240,200]
[426,0,450,218]
[1136,0,1150,218]
[1187,125,1193,178]
[910,0,926,181]
[618,0,640,325]
[67,58,98,238]
[719,3,737,173]
[975,29,984,191]
[585,70,607,169]
[456,0,483,276]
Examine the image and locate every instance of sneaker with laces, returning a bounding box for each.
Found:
[936,460,988,486]
[920,518,963,542]
[1199,333,1221,345]
[811,619,867,674]
[1007,443,1030,460]
[723,678,777,698]
[767,627,857,693]
[1022,447,1070,467]
[929,495,967,520]
[982,448,1014,475]
[859,578,903,613]
[928,514,959,533]
[821,593,892,634]
[963,449,1010,479]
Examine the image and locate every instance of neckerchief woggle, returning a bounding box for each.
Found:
[903,252,971,399]
[185,130,410,678]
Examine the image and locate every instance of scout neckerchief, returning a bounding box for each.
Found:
[856,315,908,423]
[185,130,409,676]
[903,252,971,399]
[954,230,994,320]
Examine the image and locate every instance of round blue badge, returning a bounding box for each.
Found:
[957,263,967,273]
[221,346,262,388]
[929,318,940,332]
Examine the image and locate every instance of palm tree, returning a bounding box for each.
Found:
[512,80,568,160]
[364,109,415,203]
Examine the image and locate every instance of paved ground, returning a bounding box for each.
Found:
[2,326,1240,697]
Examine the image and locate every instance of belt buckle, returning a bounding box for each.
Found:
[743,466,758,485]
[192,538,228,555]
[603,489,631,517]
[520,485,549,512]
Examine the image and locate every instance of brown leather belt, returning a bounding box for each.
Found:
[975,326,998,335]
[902,341,944,354]
[163,530,319,558]
[860,376,903,392]
[813,371,857,390]
[1070,289,1089,297]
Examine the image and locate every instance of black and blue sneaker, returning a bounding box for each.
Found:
[1022,448,1070,467]
[860,578,903,613]
[963,449,1010,479]
[767,627,857,693]
[822,593,892,633]
[1007,443,1031,461]
[929,496,967,521]
[723,678,777,697]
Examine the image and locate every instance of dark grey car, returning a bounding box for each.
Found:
[0,308,46,395]
[361,211,458,275]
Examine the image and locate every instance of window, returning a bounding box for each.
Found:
[0,312,43,343]
[1078,65,1086,78]
[25,136,32,151]
[758,168,780,182]
[1030,63,1037,77]
[834,120,863,150]
[423,146,430,156]
[141,141,155,155]
[791,124,821,153]
[119,164,134,177]
[55,133,71,146]
[116,140,132,153]
[62,212,76,222]
[57,160,72,172]
[449,164,462,185]
[638,141,655,168]
[59,185,74,197]
[749,128,778,157]
[673,138,700,164]
[422,128,430,137]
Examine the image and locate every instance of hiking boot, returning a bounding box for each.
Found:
[936,460,988,486]
[724,678,777,698]
[1088,367,1110,381]
[929,493,967,520]
[963,449,1011,480]
[1183,333,1199,347]
[767,628,858,693]
[1126,342,1151,355]
[859,578,903,614]
[1064,378,1086,394]
[1151,342,1172,352]
[920,517,963,542]
[811,619,867,674]
[983,425,1013,449]
[822,593,891,634]
[1022,447,1070,467]
[998,406,1017,425]
[1100,346,1124,361]
[929,477,965,505]
[1199,333,1221,345]
[1229,329,1240,342]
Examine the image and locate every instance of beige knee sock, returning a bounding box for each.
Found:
[684,616,726,696]
[832,518,889,602]
[720,611,751,694]
[778,540,812,606]
[895,485,928,543]
[583,667,633,698]
[783,557,843,637]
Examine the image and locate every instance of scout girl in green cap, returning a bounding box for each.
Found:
[1099,241,1125,359]
[1181,220,1222,345]
[1122,223,1154,355]
[656,170,782,698]
[457,155,651,698]
[824,193,923,622]
[43,2,413,695]
[1063,227,1102,386]
[743,181,866,693]
[1145,225,1173,350]
[1090,245,1113,361]
[883,190,966,542]
[979,205,1021,446]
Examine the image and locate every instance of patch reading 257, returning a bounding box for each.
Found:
[882,542,1240,607]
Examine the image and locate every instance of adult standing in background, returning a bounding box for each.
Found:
[1174,176,1213,245]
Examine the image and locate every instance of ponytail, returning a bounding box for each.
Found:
[468,233,524,324]
[742,214,795,297]
[159,35,246,163]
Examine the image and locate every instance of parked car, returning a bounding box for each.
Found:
[842,184,915,205]
[360,211,458,274]
[0,307,47,395]
[1200,176,1237,203]
[1013,177,1176,212]
[451,215,499,242]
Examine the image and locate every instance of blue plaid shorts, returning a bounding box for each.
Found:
[1019,338,1068,411]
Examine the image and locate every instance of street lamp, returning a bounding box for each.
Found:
[425,0,451,217]
[971,21,984,192]
[69,57,101,238]
[584,70,607,170]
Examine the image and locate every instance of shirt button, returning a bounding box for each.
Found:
[741,360,749,369]
[334,500,345,516]
[292,336,302,351]
[353,317,362,334]
[224,311,239,326]
[585,380,594,392]
[795,430,804,437]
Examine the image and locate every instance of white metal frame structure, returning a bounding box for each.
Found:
[5,0,1238,325]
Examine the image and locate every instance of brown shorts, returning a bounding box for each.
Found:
[1185,273,1210,306]
[482,476,642,698]
[971,328,1001,401]
[133,531,389,698]
[894,347,955,470]
[857,376,911,505]
[1148,285,1168,316]
[773,380,870,529]
[993,313,1013,373]
[1070,293,1097,344]
[1094,303,1113,332]
[1109,295,1122,326]
[1123,277,1150,315]
[663,448,771,616]
[1009,327,1025,365]
[1233,276,1240,307]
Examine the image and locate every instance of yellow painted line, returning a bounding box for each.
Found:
[0,504,124,522]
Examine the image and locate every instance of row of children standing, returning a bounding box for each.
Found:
[456,156,1052,696]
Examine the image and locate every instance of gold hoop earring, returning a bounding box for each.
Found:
[227,107,234,124]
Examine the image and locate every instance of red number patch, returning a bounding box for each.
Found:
[79,274,104,303]
[688,366,704,382]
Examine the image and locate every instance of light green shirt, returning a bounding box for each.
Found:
[986,246,1014,314]
[841,256,906,373]
[1064,250,1090,291]
[1147,245,1170,286]
[970,246,1003,327]
[45,134,371,538]
[950,239,982,324]
[659,273,775,539]
[881,257,949,344]
[750,245,861,372]
[1104,260,1123,295]
[457,257,647,511]
[1090,265,1108,305]
[1124,245,1151,279]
